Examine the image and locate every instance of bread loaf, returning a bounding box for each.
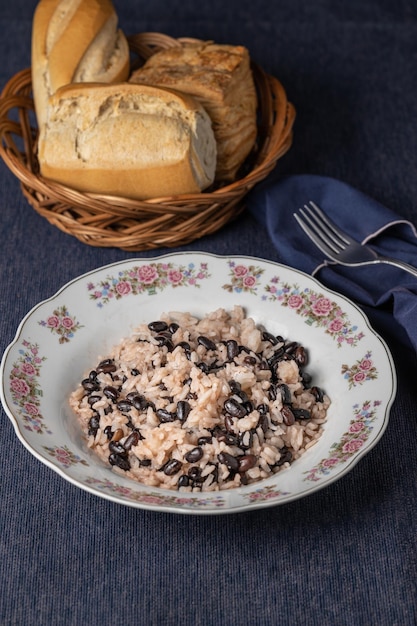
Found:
[129,41,258,181]
[32,0,130,129]
[37,82,217,199]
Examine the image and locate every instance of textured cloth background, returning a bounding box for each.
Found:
[1,1,417,625]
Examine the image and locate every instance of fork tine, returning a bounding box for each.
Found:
[306,201,356,246]
[293,210,340,259]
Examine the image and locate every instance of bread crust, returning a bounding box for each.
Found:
[130,41,257,181]
[31,0,129,129]
[38,82,217,200]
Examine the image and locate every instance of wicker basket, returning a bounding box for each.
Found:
[0,32,295,251]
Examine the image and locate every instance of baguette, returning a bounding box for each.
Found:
[37,82,217,200]
[32,0,130,129]
[129,41,258,181]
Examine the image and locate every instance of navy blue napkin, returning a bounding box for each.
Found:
[246,174,417,354]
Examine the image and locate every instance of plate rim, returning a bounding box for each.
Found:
[0,251,397,514]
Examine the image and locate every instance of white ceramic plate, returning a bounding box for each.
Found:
[0,253,396,514]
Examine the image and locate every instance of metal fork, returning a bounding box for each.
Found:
[294,201,417,278]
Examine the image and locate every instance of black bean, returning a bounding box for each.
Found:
[284,341,298,354]
[276,447,292,466]
[293,408,311,420]
[139,459,151,467]
[226,339,239,360]
[225,433,239,446]
[82,378,100,392]
[242,400,253,413]
[177,341,191,358]
[97,360,117,374]
[267,347,285,367]
[281,405,295,425]
[188,466,204,483]
[168,322,179,334]
[235,388,249,403]
[209,360,223,373]
[185,446,204,463]
[116,399,133,413]
[109,453,130,471]
[112,428,124,442]
[154,334,174,351]
[177,475,190,488]
[301,372,313,386]
[262,331,279,345]
[103,386,119,402]
[130,368,140,376]
[257,403,268,415]
[224,398,247,418]
[228,380,241,394]
[156,408,175,423]
[88,415,100,436]
[198,436,213,446]
[124,431,140,450]
[268,384,277,401]
[257,412,269,433]
[148,320,168,333]
[295,345,308,366]
[277,383,292,404]
[211,464,219,483]
[224,414,235,433]
[238,454,257,473]
[213,426,238,444]
[197,336,216,351]
[126,393,147,411]
[109,441,126,455]
[176,400,191,423]
[104,425,113,440]
[163,459,182,476]
[197,362,210,374]
[310,386,324,402]
[87,395,101,406]
[218,452,239,472]
[212,426,228,442]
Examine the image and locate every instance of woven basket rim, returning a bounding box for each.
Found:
[0,32,296,250]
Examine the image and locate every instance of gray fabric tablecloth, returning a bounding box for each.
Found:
[1,1,416,624]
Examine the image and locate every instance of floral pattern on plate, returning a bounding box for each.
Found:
[263,276,365,347]
[84,477,227,509]
[38,305,84,343]
[87,261,211,306]
[245,484,290,503]
[341,351,378,388]
[43,445,89,468]
[222,260,265,294]
[8,340,51,435]
[304,400,381,482]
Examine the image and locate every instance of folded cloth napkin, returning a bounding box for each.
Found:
[246,174,417,354]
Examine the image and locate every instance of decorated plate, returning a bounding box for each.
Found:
[0,253,396,514]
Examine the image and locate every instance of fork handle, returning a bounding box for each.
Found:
[378,257,417,278]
